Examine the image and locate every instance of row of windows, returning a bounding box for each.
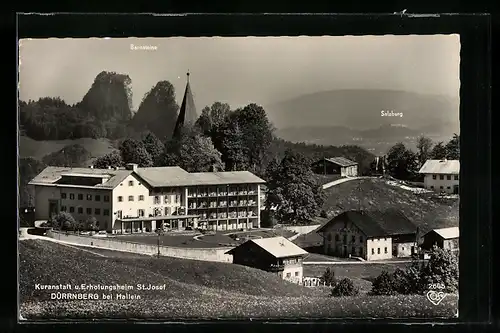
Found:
[285,271,300,278]
[61,193,110,202]
[61,206,110,216]
[371,247,388,255]
[430,185,456,190]
[116,195,182,204]
[432,174,459,180]
[121,180,141,187]
[328,234,364,243]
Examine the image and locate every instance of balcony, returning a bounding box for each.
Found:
[268,264,285,272]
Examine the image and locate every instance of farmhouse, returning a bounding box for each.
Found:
[311,157,358,177]
[316,209,418,261]
[226,236,308,284]
[421,227,459,252]
[29,163,265,234]
[418,159,460,194]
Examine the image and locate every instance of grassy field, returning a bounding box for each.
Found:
[19,240,457,320]
[322,178,459,234]
[19,136,117,161]
[313,174,343,185]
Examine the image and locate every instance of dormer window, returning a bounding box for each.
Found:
[128,180,134,186]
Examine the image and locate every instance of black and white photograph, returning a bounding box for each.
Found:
[18,35,460,320]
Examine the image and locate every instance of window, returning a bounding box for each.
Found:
[454,175,459,180]
[343,235,347,243]
[165,207,170,216]
[447,175,451,180]
[77,207,83,214]
[154,196,160,204]
[61,193,67,199]
[128,196,134,202]
[117,210,122,219]
[104,195,110,202]
[402,247,405,251]
[87,194,92,201]
[359,236,363,243]
[377,248,380,254]
[139,195,144,201]
[69,193,75,200]
[164,196,170,204]
[295,271,299,277]
[61,206,67,212]
[432,175,437,180]
[430,186,434,189]
[440,186,444,190]
[447,186,451,189]
[286,272,291,278]
[95,208,101,215]
[327,234,332,241]
[95,195,101,202]
[351,235,355,242]
[120,183,123,186]
[78,194,83,200]
[439,175,444,180]
[351,246,355,254]
[138,182,141,185]
[138,209,145,217]
[335,234,340,241]
[384,247,388,254]
[175,195,180,204]
[371,248,375,255]
[118,196,123,202]
[128,180,134,186]
[103,209,110,216]
[86,208,92,215]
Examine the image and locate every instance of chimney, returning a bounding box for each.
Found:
[125,163,138,171]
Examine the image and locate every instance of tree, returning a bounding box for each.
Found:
[86,216,98,234]
[445,133,460,160]
[220,121,250,171]
[429,141,447,160]
[141,131,165,166]
[331,278,359,297]
[370,270,398,296]
[320,268,337,286]
[421,246,459,293]
[19,157,46,207]
[119,138,153,167]
[163,128,224,172]
[196,102,231,137]
[386,143,419,181]
[266,149,325,224]
[416,135,433,167]
[93,150,124,169]
[41,144,92,167]
[49,212,77,231]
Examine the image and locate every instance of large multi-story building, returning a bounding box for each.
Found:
[418,159,460,194]
[28,163,265,233]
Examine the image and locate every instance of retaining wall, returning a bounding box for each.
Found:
[281,224,321,235]
[47,231,234,263]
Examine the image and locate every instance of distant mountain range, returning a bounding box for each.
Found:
[265,89,459,139]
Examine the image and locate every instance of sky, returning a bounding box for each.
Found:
[18,35,460,111]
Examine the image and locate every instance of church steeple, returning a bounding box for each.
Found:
[172,71,197,139]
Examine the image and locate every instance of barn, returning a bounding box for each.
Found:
[311,157,358,177]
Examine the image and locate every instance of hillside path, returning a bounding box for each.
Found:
[321,176,373,190]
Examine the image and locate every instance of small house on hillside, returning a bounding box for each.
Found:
[226,236,308,284]
[418,159,460,194]
[421,227,459,252]
[311,157,358,177]
[316,209,418,261]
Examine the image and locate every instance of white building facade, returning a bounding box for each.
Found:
[419,159,460,194]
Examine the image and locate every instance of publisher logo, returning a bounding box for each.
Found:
[426,290,446,305]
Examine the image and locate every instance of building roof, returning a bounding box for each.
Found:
[321,157,358,167]
[226,236,308,258]
[172,72,198,139]
[317,209,417,238]
[29,166,265,189]
[418,159,460,175]
[425,227,459,240]
[28,167,132,189]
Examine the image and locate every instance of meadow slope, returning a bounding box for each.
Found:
[19,240,457,320]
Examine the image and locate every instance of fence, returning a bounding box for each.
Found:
[302,277,334,288]
[47,230,234,263]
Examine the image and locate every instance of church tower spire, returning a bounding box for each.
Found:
[172,71,198,139]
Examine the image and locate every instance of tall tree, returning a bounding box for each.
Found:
[220,121,249,171]
[416,135,433,167]
[196,102,231,137]
[131,81,179,140]
[445,133,460,159]
[93,151,124,169]
[429,141,447,160]
[141,131,165,166]
[265,149,325,225]
[119,138,153,167]
[163,128,224,172]
[386,143,419,181]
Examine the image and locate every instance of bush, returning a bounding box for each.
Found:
[370,270,397,296]
[320,268,337,286]
[49,212,77,231]
[319,210,328,218]
[331,278,359,297]
[421,246,459,293]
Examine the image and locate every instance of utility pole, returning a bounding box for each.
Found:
[156,223,164,258]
